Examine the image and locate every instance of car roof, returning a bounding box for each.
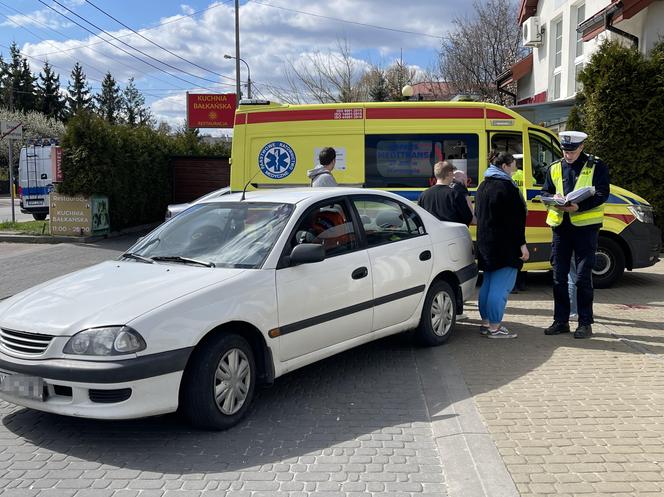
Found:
[201,187,397,205]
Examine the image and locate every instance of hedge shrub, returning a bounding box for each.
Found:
[568,41,664,233]
[60,112,229,230]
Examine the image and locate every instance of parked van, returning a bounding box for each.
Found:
[18,140,57,221]
[229,100,661,287]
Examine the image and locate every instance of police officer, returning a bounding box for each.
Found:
[542,131,609,339]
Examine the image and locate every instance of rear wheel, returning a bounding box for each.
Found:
[180,334,256,430]
[593,236,625,289]
[32,213,47,221]
[416,280,457,346]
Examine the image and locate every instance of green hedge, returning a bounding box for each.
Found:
[60,112,229,230]
[568,41,664,233]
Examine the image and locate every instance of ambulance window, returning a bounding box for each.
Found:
[365,134,480,189]
[529,133,562,185]
[490,134,523,155]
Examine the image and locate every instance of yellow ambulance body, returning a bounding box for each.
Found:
[230,100,661,287]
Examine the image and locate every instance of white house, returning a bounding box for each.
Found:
[498,0,664,128]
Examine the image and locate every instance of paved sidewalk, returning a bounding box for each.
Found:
[0,235,663,496]
[451,262,664,496]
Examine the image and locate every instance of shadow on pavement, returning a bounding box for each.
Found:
[2,333,438,475]
[1,265,662,479]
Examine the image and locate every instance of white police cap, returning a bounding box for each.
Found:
[559,131,588,150]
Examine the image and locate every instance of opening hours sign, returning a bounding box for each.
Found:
[187,93,237,128]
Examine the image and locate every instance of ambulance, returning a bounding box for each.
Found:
[18,139,57,221]
[229,100,661,287]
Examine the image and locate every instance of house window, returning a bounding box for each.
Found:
[553,73,562,100]
[575,4,585,57]
[575,63,584,92]
[554,19,563,68]
[574,4,586,94]
[551,18,563,100]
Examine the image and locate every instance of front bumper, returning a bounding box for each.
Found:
[0,347,192,419]
[623,221,661,269]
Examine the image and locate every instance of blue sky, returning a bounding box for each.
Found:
[0,0,475,127]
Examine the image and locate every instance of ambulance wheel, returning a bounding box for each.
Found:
[593,236,624,289]
[33,213,47,221]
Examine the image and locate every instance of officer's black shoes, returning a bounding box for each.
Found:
[544,321,571,335]
[574,325,593,339]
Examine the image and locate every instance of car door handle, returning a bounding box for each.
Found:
[419,250,431,261]
[351,267,368,280]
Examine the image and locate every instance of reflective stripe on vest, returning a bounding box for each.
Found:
[545,159,604,227]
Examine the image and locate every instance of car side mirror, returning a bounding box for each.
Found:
[288,243,325,266]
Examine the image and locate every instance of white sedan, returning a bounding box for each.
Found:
[0,188,477,430]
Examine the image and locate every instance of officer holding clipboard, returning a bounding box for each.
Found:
[541,131,610,338]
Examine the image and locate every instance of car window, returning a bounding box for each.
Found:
[530,133,562,185]
[291,201,357,257]
[130,202,293,269]
[353,198,424,247]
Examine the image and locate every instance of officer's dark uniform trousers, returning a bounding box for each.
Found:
[552,217,599,326]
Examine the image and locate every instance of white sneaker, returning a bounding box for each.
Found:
[569,313,579,321]
[486,326,518,339]
[457,313,468,322]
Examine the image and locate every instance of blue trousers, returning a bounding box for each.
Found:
[479,267,518,325]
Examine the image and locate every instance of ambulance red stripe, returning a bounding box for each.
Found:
[525,211,635,227]
[366,108,484,119]
[243,107,488,124]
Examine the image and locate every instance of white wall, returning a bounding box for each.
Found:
[529,0,608,102]
[523,0,664,102]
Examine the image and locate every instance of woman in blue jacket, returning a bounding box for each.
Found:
[476,152,529,338]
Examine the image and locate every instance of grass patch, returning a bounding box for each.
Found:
[0,220,49,235]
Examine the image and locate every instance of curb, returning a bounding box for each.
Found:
[0,222,159,244]
[417,346,519,497]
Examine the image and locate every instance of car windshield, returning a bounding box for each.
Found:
[129,202,293,269]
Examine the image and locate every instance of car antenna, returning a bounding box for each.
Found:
[241,173,259,201]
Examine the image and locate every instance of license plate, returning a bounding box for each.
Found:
[0,371,45,401]
[26,200,43,206]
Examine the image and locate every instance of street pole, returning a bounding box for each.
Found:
[8,139,15,223]
[234,0,241,107]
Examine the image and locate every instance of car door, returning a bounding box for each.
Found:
[275,198,373,362]
[352,195,433,331]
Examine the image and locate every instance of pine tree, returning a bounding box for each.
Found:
[66,62,92,118]
[369,73,388,102]
[37,61,65,120]
[6,42,37,112]
[122,77,151,126]
[17,57,38,111]
[0,54,9,108]
[94,71,122,123]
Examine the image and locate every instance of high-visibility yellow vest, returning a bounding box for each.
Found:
[546,157,604,227]
[512,169,524,188]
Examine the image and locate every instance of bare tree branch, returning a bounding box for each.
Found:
[438,0,526,104]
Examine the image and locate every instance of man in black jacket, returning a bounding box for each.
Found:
[418,161,473,226]
[541,131,609,339]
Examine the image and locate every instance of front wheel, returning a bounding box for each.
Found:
[593,236,625,289]
[180,334,256,430]
[32,213,47,221]
[416,280,457,346]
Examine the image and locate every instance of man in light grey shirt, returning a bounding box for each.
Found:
[307,147,338,187]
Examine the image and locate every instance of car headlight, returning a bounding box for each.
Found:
[63,326,146,356]
[628,205,654,224]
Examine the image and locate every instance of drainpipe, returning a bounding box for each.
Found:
[605,6,639,49]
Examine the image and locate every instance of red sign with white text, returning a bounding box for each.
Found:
[51,146,63,182]
[187,93,237,128]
